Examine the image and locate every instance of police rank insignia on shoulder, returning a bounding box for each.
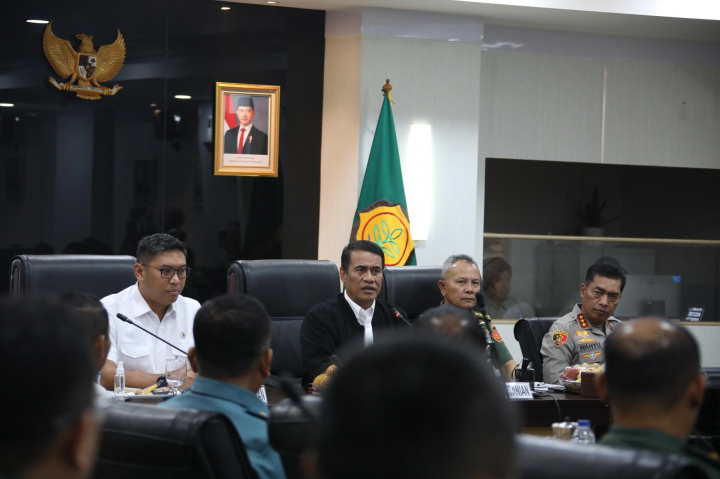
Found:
[491,327,503,342]
[582,351,602,361]
[552,331,568,347]
[577,313,590,329]
[43,22,126,100]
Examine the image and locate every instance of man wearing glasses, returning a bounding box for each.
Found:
[541,263,626,384]
[100,233,201,389]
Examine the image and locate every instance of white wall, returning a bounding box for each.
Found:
[358,35,483,266]
[604,60,720,167]
[479,51,605,163]
[317,35,362,264]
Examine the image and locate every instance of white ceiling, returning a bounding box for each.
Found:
[227,0,720,42]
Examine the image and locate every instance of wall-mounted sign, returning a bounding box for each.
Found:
[43,22,125,100]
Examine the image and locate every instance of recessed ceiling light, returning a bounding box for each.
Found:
[267,1,277,3]
[174,95,192,99]
[0,103,14,107]
[27,20,49,24]
[150,103,157,107]
[221,6,231,10]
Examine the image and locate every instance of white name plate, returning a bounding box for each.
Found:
[506,382,533,400]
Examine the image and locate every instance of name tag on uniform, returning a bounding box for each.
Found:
[257,385,268,404]
[506,382,533,400]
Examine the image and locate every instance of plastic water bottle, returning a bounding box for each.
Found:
[572,419,596,445]
[113,361,125,400]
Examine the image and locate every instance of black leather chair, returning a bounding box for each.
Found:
[516,434,706,478]
[93,404,257,479]
[513,317,560,383]
[227,260,340,381]
[269,395,323,479]
[380,265,443,321]
[10,254,137,299]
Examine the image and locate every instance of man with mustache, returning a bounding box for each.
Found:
[100,233,201,389]
[437,254,517,380]
[541,263,626,384]
[301,240,408,385]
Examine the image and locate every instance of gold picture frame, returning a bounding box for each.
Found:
[214,82,280,177]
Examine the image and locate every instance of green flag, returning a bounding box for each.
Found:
[350,89,416,266]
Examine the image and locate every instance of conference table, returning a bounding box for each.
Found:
[264,385,612,433]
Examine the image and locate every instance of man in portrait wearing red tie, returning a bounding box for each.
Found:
[224,96,268,155]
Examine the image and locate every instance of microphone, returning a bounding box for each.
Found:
[475,290,488,316]
[392,307,413,328]
[116,313,188,356]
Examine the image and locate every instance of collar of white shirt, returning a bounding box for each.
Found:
[344,291,375,346]
[131,283,175,320]
[237,122,253,149]
[344,290,375,321]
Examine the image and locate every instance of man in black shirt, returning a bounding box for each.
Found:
[301,240,408,385]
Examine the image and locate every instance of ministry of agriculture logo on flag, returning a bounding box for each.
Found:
[351,200,414,266]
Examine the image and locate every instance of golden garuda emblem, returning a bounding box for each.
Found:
[43,22,126,100]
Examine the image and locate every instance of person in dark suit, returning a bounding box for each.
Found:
[300,241,409,386]
[224,96,268,155]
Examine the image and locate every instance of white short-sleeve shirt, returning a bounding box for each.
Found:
[101,283,201,374]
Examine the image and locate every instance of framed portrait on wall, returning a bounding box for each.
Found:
[214,82,280,177]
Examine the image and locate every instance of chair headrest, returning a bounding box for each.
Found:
[229,260,340,317]
[11,254,137,298]
[516,434,705,479]
[380,266,443,320]
[269,395,323,455]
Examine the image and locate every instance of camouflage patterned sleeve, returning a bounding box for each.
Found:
[540,324,573,384]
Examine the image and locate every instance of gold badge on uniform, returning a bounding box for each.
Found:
[43,22,126,100]
[552,331,568,347]
[578,337,596,343]
[582,351,602,361]
[575,329,588,337]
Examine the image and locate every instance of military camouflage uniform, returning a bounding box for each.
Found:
[540,304,621,384]
[474,310,515,370]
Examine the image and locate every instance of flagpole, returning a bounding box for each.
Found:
[382,79,392,102]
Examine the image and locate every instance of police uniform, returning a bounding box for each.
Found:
[540,304,621,384]
[161,376,286,479]
[601,426,720,478]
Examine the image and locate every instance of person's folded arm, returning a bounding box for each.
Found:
[101,360,162,389]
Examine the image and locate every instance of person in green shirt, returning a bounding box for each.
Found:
[437,254,517,380]
[596,317,720,478]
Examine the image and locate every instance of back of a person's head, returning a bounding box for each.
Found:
[193,294,271,378]
[416,305,486,348]
[0,298,95,475]
[318,335,517,479]
[58,292,109,339]
[605,318,701,410]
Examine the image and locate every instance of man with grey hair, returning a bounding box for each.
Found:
[437,254,517,379]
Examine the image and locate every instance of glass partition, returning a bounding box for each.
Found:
[482,233,720,322]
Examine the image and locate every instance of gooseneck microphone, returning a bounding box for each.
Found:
[116,313,188,355]
[392,307,413,328]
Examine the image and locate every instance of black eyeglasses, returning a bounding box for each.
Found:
[142,264,191,279]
